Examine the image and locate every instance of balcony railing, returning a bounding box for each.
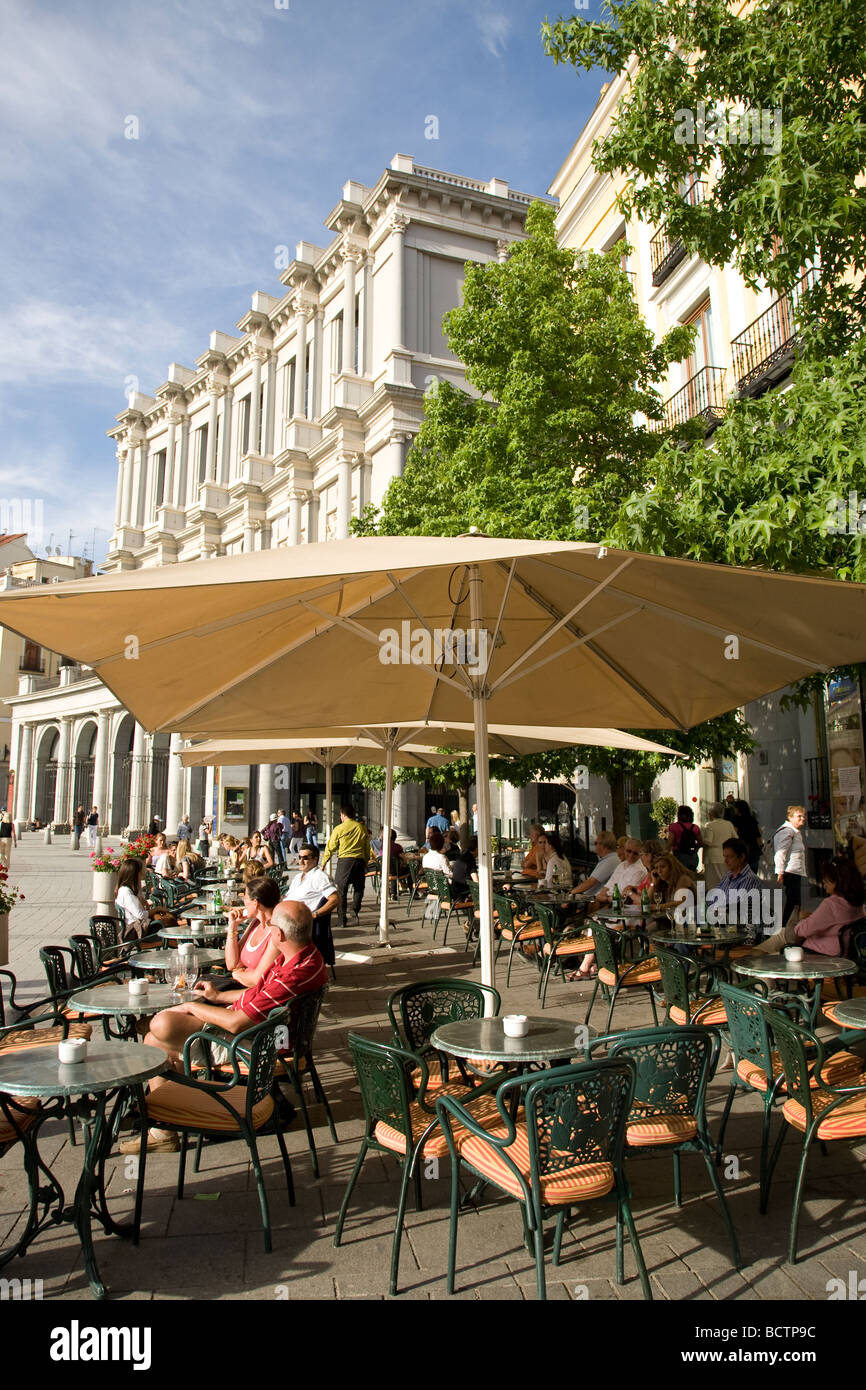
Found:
[650,182,705,286]
[731,266,820,397]
[650,365,727,436]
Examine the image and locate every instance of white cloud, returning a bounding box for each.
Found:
[473,3,514,58]
[0,300,185,391]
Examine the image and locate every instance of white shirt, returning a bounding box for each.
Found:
[603,858,646,899]
[422,849,452,878]
[541,854,573,888]
[283,866,338,915]
[774,821,806,877]
[116,885,149,937]
[153,853,173,877]
[588,851,620,888]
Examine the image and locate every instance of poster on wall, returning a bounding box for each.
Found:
[223,786,246,822]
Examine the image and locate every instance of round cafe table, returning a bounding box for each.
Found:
[127,945,225,973]
[69,983,179,1039]
[158,922,228,945]
[732,953,856,1027]
[430,1015,591,1069]
[827,996,866,1031]
[0,1040,166,1299]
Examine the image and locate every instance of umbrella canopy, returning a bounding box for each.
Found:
[178,725,681,944]
[1,533,864,987]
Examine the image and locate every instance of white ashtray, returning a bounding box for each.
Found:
[179,941,195,953]
[190,923,203,933]
[503,1014,529,1038]
[784,946,804,962]
[58,1038,87,1064]
[128,979,149,997]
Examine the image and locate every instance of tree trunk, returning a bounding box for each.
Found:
[609,767,628,838]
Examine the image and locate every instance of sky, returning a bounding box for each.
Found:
[0,0,603,566]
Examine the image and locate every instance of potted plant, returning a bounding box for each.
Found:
[651,796,678,839]
[0,865,24,966]
[122,834,156,862]
[90,847,122,911]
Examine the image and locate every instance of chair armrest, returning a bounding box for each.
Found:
[435,1082,531,1204]
[0,1010,63,1039]
[180,1027,244,1086]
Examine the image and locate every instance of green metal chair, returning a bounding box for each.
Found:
[277,987,338,1178]
[496,892,545,987]
[426,868,472,947]
[652,943,727,1028]
[334,1031,500,1296]
[387,977,501,1085]
[591,1025,741,1267]
[755,1001,866,1263]
[436,1057,652,1301]
[405,857,428,917]
[584,920,661,1031]
[537,904,594,1007]
[134,1010,296,1254]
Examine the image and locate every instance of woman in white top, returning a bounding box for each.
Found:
[701,803,735,891]
[536,832,573,889]
[422,829,452,879]
[115,857,162,942]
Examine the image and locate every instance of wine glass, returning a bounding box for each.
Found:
[184,956,199,996]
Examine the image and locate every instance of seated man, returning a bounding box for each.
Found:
[570,830,620,897]
[283,844,339,959]
[521,824,543,880]
[589,837,645,910]
[705,837,762,930]
[120,900,327,1153]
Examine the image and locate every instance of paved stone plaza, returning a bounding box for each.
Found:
[2,837,866,1302]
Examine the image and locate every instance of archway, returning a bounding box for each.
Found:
[72,721,97,819]
[34,727,59,826]
[111,714,135,834]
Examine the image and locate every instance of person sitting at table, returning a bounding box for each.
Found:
[616,835,628,862]
[241,830,274,870]
[702,803,736,890]
[623,839,667,903]
[570,830,620,897]
[224,875,282,987]
[282,843,339,963]
[422,828,452,879]
[570,842,681,982]
[536,831,573,889]
[753,855,866,956]
[148,832,168,868]
[115,856,171,942]
[174,838,203,883]
[153,841,178,878]
[451,836,478,892]
[650,851,696,906]
[521,823,544,880]
[590,837,645,909]
[443,827,462,863]
[120,901,328,1154]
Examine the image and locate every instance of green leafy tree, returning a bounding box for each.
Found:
[543,0,866,347]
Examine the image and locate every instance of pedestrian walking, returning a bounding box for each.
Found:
[0,811,16,868]
[321,803,372,928]
[72,805,85,851]
[774,804,808,928]
[86,805,100,849]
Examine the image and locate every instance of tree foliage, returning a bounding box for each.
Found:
[543,0,866,347]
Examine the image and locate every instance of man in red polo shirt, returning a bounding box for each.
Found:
[121,900,326,1153]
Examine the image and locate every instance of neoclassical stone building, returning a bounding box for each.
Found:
[10,155,546,838]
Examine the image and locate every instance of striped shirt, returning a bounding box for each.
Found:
[233,943,328,1023]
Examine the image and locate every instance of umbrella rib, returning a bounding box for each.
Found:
[298,601,472,697]
[482,557,517,681]
[385,573,476,697]
[490,556,635,690]
[492,609,642,693]
[495,565,684,726]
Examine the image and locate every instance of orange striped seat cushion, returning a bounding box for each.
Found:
[458,1122,614,1206]
[374,1083,504,1159]
[0,1096,40,1144]
[0,1021,93,1051]
[782,1088,866,1140]
[545,937,595,957]
[821,999,866,1027]
[146,1079,274,1132]
[626,1113,698,1146]
[501,922,544,941]
[669,998,727,1026]
[737,1050,863,1094]
[598,957,660,988]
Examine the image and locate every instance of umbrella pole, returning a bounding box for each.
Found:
[378,739,394,945]
[325,761,333,840]
[469,565,495,1001]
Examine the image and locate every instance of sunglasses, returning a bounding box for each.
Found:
[298,854,313,860]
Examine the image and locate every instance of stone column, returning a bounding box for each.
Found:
[165,733,184,836]
[164,414,178,507]
[176,414,190,507]
[114,446,126,529]
[389,214,409,349]
[206,384,220,481]
[497,239,510,264]
[257,766,274,831]
[310,310,323,419]
[135,442,149,527]
[14,722,34,824]
[53,716,73,826]
[264,353,276,454]
[121,442,135,527]
[249,352,264,456]
[292,299,308,418]
[219,391,233,486]
[127,722,148,832]
[341,247,359,373]
[92,709,111,829]
[336,453,355,539]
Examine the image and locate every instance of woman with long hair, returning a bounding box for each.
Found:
[223,875,282,986]
[651,851,697,905]
[755,855,865,955]
[115,856,170,942]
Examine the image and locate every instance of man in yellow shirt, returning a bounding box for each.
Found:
[321,802,372,928]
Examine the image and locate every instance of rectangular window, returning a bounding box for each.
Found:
[334,311,344,376]
[354,292,361,374]
[154,449,167,509]
[284,359,296,423]
[684,298,715,378]
[258,383,265,454]
[196,425,208,487]
[238,396,251,456]
[304,345,311,417]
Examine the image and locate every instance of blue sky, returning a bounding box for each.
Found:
[0,0,602,565]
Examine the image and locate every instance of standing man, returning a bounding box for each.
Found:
[86,805,100,849]
[264,812,285,866]
[321,803,372,928]
[425,806,449,843]
[72,805,85,851]
[774,804,808,928]
[288,809,305,859]
[177,812,192,842]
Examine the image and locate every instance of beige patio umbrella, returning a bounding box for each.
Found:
[1,533,865,986]
[179,725,681,944]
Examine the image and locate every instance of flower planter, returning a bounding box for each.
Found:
[0,911,7,966]
[92,871,118,918]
